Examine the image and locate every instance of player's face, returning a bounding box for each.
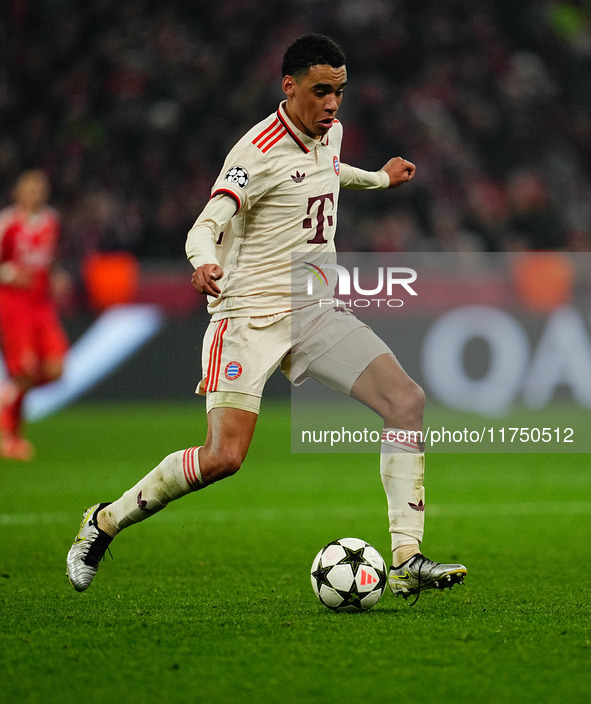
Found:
[15,172,50,212]
[282,64,347,140]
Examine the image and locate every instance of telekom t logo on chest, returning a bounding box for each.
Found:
[304,193,334,244]
[303,262,418,309]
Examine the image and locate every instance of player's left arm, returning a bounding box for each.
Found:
[49,215,72,301]
[339,157,416,190]
[50,264,72,302]
[379,157,416,187]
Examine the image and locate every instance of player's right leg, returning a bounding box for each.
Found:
[66,406,258,591]
[67,313,290,591]
[1,356,65,461]
[0,343,37,460]
[0,375,34,460]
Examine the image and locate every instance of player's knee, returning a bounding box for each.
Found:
[13,356,38,387]
[402,381,425,418]
[408,381,426,415]
[385,380,425,426]
[43,368,62,384]
[209,450,243,481]
[11,371,36,391]
[41,360,64,384]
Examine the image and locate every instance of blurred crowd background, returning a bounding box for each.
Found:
[3,0,591,266]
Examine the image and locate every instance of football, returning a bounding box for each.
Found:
[310,537,388,612]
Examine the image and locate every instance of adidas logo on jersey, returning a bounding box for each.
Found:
[291,171,306,183]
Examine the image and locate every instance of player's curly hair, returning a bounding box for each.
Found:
[282,34,346,78]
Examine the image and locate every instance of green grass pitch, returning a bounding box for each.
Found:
[1,401,590,704]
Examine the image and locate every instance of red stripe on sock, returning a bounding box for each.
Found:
[381,432,421,451]
[182,447,191,486]
[183,446,201,489]
[189,447,197,486]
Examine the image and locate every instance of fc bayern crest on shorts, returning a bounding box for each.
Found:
[224,361,242,380]
[224,166,249,188]
[333,156,340,175]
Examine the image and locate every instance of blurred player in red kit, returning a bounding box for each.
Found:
[0,170,69,460]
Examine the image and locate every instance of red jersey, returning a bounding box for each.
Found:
[0,205,60,302]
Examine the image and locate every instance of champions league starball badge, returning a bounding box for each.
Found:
[224,166,249,188]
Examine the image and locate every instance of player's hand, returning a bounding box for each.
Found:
[0,262,34,288]
[191,263,224,297]
[381,157,416,188]
[50,268,72,302]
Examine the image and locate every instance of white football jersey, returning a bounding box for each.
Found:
[186,101,389,319]
[207,102,344,318]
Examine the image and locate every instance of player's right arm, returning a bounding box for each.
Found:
[186,194,236,297]
[186,134,270,298]
[0,262,34,287]
[0,211,34,288]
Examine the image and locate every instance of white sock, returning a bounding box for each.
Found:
[101,447,203,535]
[380,428,425,566]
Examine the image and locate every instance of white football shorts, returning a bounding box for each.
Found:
[198,305,393,413]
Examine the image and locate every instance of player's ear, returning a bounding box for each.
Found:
[282,75,296,97]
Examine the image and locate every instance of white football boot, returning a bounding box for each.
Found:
[66,503,113,591]
[389,554,467,599]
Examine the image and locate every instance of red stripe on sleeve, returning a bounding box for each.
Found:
[262,129,287,153]
[252,118,279,146]
[211,189,241,212]
[256,122,284,150]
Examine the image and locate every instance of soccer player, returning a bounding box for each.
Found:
[0,170,69,460]
[67,35,467,599]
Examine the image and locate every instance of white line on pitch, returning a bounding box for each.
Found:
[1,500,590,526]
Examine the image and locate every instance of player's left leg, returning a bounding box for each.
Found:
[36,301,68,390]
[38,356,64,385]
[350,352,466,598]
[351,351,425,563]
[0,374,34,460]
[302,319,466,598]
